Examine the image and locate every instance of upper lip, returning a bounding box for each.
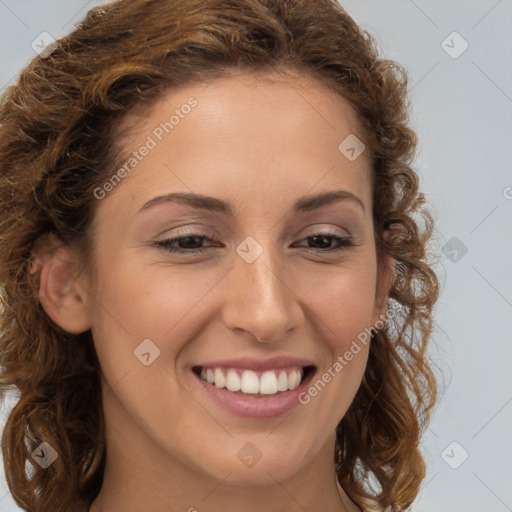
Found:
[194,355,316,372]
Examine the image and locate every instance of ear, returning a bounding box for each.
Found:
[30,234,91,334]
[372,233,396,323]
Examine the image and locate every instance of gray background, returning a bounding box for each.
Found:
[0,1,511,511]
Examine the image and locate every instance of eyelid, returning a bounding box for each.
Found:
[157,223,351,243]
[153,229,358,256]
[154,224,219,239]
[297,223,351,235]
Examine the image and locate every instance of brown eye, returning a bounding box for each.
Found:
[155,234,218,254]
[294,233,355,253]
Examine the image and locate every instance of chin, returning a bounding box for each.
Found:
[192,438,314,486]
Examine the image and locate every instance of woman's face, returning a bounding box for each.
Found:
[79,71,391,486]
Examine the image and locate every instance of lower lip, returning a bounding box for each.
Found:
[194,371,314,419]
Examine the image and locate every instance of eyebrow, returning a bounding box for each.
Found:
[138,189,365,215]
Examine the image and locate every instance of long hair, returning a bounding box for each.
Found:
[0,1,439,510]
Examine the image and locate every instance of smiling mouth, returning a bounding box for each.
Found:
[192,365,315,396]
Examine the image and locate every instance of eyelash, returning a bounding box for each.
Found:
[154,232,357,255]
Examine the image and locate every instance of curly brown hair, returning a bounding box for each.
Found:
[0,0,439,510]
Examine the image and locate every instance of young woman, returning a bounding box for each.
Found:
[0,1,439,510]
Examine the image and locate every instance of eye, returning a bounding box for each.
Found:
[293,233,356,253]
[153,231,356,255]
[154,233,217,254]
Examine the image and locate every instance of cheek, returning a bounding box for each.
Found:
[294,257,377,397]
[299,258,378,345]
[88,253,219,353]
[85,255,215,446]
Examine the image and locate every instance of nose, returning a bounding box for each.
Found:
[220,246,304,343]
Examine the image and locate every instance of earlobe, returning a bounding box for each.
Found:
[31,235,91,334]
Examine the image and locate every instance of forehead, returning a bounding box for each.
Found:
[122,69,366,144]
[96,70,372,223]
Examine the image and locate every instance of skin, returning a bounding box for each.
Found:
[35,70,394,512]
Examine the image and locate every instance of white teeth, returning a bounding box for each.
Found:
[288,369,301,390]
[198,366,307,395]
[214,368,225,388]
[260,370,278,394]
[276,370,288,392]
[226,369,241,392]
[241,370,260,394]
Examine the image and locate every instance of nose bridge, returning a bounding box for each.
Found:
[222,240,301,342]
